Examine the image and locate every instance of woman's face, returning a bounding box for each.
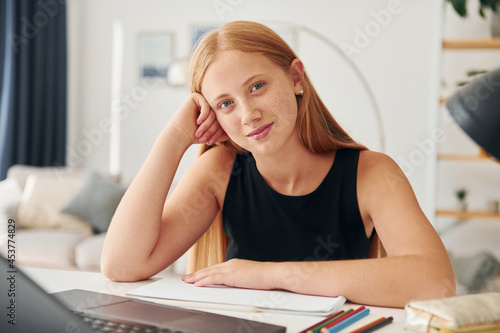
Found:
[201,50,303,156]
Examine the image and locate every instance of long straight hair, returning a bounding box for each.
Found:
[187,21,367,273]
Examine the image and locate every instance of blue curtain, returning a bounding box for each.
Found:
[0,0,67,180]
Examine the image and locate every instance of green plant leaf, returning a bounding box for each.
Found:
[479,0,499,16]
[456,188,468,201]
[466,69,488,76]
[448,0,468,17]
[480,0,499,11]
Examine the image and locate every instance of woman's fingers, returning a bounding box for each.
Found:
[182,259,275,290]
[183,262,226,285]
[198,115,230,145]
[174,92,228,146]
[192,94,209,122]
[193,98,228,145]
[207,127,230,145]
[195,110,217,140]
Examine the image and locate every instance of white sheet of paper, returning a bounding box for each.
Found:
[127,275,346,315]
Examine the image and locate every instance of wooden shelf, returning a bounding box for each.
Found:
[437,38,500,224]
[442,38,500,49]
[436,209,500,221]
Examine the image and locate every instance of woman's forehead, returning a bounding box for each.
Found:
[201,50,284,96]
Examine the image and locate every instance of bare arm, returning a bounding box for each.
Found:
[101,93,229,282]
[183,151,456,308]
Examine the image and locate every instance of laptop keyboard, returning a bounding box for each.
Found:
[72,310,186,333]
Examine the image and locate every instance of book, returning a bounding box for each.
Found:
[127,275,346,316]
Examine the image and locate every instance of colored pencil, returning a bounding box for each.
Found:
[306,310,352,333]
[349,317,386,333]
[320,306,366,331]
[350,316,393,333]
[298,310,344,333]
[321,308,370,333]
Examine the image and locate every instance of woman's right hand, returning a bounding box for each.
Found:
[168,93,229,147]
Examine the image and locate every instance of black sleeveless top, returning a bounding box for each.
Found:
[222,148,373,262]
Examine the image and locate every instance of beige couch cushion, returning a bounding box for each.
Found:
[75,233,107,271]
[17,175,93,233]
[16,229,92,269]
[7,165,86,191]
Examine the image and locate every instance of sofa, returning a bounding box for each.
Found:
[0,164,186,274]
[0,165,122,271]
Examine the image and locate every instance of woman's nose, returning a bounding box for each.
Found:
[241,102,261,125]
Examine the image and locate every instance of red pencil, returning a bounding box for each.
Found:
[322,306,366,330]
[298,310,344,333]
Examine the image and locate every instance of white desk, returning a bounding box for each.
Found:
[23,266,406,333]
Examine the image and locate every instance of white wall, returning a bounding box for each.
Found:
[67,0,446,219]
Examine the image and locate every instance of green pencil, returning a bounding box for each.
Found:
[308,309,353,333]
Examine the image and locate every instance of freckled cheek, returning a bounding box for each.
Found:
[271,96,298,123]
[216,114,241,138]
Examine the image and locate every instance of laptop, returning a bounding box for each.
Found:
[0,256,286,332]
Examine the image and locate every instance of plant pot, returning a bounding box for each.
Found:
[492,10,500,37]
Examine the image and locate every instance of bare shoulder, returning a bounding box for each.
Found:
[358,150,400,172]
[357,150,407,187]
[356,149,417,216]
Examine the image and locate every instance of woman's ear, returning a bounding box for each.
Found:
[290,59,305,94]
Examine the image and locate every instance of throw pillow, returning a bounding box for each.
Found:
[62,170,126,233]
[17,175,93,233]
[7,165,87,191]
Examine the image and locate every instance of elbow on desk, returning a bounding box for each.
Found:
[423,274,456,299]
[405,268,457,305]
[405,251,457,302]
[378,276,456,309]
[379,260,457,308]
[429,257,457,299]
[100,257,150,283]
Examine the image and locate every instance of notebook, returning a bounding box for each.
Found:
[0,256,286,332]
[128,275,347,316]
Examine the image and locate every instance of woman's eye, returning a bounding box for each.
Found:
[251,82,264,92]
[219,100,233,109]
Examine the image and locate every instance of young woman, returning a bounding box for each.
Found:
[101,21,455,308]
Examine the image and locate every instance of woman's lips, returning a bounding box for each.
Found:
[247,122,274,140]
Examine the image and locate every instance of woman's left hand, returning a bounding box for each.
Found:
[182,259,277,290]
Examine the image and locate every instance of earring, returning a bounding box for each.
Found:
[297,89,304,96]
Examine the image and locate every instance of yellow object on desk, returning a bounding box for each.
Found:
[404,293,500,333]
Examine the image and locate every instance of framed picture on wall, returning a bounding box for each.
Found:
[191,25,218,49]
[138,32,174,82]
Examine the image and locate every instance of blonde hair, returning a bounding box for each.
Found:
[187,21,368,273]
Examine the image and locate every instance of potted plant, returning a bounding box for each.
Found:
[446,0,500,36]
[455,187,468,211]
[456,69,488,86]
[446,0,499,18]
